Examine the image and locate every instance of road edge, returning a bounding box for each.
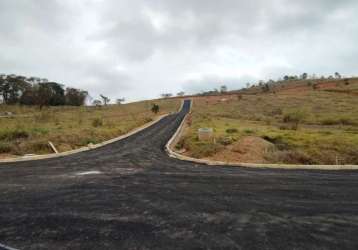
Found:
[165,100,358,171]
[0,113,169,163]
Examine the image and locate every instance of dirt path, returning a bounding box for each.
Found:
[1,100,358,250]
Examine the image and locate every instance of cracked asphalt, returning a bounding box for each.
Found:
[1,100,358,250]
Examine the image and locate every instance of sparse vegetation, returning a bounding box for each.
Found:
[226,128,238,134]
[92,118,103,128]
[176,77,358,165]
[0,99,180,157]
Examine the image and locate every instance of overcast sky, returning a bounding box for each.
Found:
[1,0,357,102]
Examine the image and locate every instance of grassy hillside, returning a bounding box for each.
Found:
[0,99,180,158]
[176,78,358,165]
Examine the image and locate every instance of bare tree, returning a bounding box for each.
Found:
[116,98,125,105]
[100,94,110,105]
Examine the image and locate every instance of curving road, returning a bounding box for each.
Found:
[1,100,358,250]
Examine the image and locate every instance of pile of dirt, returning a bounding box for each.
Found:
[208,136,275,163]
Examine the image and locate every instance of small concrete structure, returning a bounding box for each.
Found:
[198,128,213,141]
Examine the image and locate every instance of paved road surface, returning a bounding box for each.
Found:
[1,100,358,250]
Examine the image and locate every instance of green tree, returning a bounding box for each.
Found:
[65,88,88,106]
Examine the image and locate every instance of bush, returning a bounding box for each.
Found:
[339,118,356,126]
[268,150,315,164]
[262,136,290,150]
[92,118,103,127]
[217,136,234,146]
[226,128,238,134]
[0,143,12,153]
[283,111,306,130]
[144,117,153,123]
[270,108,283,116]
[243,129,254,134]
[0,129,29,141]
[175,138,185,150]
[190,142,223,158]
[320,117,356,126]
[320,118,339,125]
[32,127,49,135]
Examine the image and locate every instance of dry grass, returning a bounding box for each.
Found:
[0,99,180,157]
[178,78,358,165]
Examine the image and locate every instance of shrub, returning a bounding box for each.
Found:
[270,108,283,116]
[92,118,103,127]
[243,129,254,134]
[151,104,160,114]
[190,142,223,158]
[320,118,339,126]
[32,127,49,135]
[217,136,234,146]
[320,117,356,126]
[175,138,185,150]
[144,117,153,123]
[0,129,29,141]
[226,128,238,134]
[0,143,12,153]
[268,150,315,164]
[282,111,306,130]
[30,141,51,152]
[262,136,290,150]
[339,118,356,126]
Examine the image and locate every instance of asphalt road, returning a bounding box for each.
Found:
[1,100,358,250]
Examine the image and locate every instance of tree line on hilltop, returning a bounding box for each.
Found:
[0,74,88,108]
[194,72,348,96]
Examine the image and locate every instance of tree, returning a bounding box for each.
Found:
[177,91,185,97]
[92,99,102,107]
[0,75,31,104]
[65,88,88,106]
[36,83,52,109]
[34,82,66,108]
[100,94,110,106]
[283,75,289,81]
[151,103,159,114]
[220,85,227,93]
[301,73,308,80]
[0,74,89,106]
[46,82,66,106]
[246,83,250,88]
[335,72,341,79]
[20,87,37,105]
[116,98,125,105]
[262,84,270,93]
